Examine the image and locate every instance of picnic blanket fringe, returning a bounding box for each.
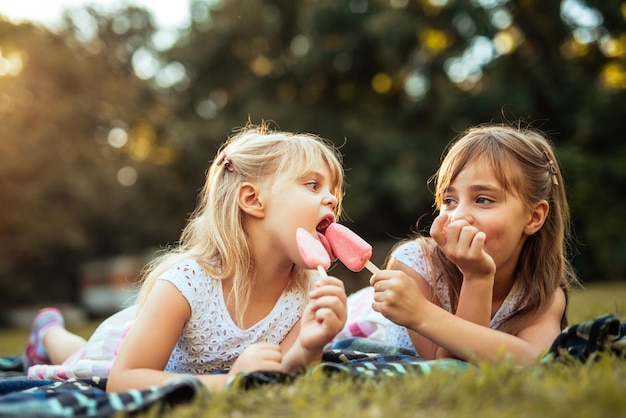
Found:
[0,313,624,417]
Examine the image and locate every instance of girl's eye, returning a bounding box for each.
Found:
[305,181,319,191]
[442,197,456,206]
[476,196,493,204]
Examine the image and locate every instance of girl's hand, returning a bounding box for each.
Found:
[370,270,425,329]
[430,213,496,280]
[229,342,283,375]
[298,276,347,352]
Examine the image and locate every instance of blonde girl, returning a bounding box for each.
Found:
[24,123,347,391]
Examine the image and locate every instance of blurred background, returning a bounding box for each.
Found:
[1,0,625,324]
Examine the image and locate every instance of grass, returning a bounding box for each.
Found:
[568,281,626,323]
[2,282,626,417]
[162,357,626,418]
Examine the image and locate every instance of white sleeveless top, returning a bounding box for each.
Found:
[160,260,306,373]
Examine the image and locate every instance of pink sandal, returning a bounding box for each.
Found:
[23,307,64,370]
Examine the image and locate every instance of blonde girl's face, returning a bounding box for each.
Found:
[260,159,339,267]
[438,160,533,278]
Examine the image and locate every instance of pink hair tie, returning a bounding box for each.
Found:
[216,152,234,172]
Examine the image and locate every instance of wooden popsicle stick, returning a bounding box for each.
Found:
[364,260,381,274]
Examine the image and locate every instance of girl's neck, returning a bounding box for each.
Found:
[253,259,293,287]
[492,271,515,305]
[222,268,293,330]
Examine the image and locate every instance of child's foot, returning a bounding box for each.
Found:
[23,307,64,370]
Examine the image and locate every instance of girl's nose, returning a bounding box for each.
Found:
[323,193,338,211]
[450,208,474,224]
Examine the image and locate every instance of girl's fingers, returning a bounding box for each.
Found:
[456,225,480,250]
[310,276,345,296]
[314,307,341,323]
[469,231,487,258]
[370,269,395,286]
[314,275,343,287]
[308,295,344,310]
[430,213,449,246]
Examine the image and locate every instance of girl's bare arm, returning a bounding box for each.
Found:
[372,265,566,364]
[107,281,230,392]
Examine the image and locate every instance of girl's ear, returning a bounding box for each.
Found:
[238,182,265,219]
[525,199,549,235]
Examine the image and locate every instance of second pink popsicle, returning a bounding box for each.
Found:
[324,223,380,273]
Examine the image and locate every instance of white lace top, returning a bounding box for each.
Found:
[159,260,306,373]
[387,240,524,349]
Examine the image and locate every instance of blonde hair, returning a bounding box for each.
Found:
[135,122,344,326]
[401,124,578,332]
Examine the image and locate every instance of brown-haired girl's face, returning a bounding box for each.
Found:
[438,160,535,280]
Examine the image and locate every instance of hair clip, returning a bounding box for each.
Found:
[543,151,559,185]
[216,152,234,172]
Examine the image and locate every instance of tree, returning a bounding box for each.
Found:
[0,10,186,310]
[163,0,626,279]
[2,0,625,314]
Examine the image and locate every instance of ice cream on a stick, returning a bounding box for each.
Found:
[296,227,330,278]
[324,223,380,274]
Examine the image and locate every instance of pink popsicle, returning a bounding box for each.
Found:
[296,228,330,277]
[325,223,380,273]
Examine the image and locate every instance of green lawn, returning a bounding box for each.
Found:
[2,282,626,417]
[568,281,626,323]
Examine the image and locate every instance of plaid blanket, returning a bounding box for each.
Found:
[0,375,202,418]
[544,313,626,362]
[1,313,623,417]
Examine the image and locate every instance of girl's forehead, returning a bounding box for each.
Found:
[303,154,338,176]
[453,161,496,182]
[278,155,338,188]
[456,158,490,173]
[446,156,520,191]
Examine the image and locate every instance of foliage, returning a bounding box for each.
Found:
[0,12,191,308]
[164,0,626,276]
[1,0,626,310]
